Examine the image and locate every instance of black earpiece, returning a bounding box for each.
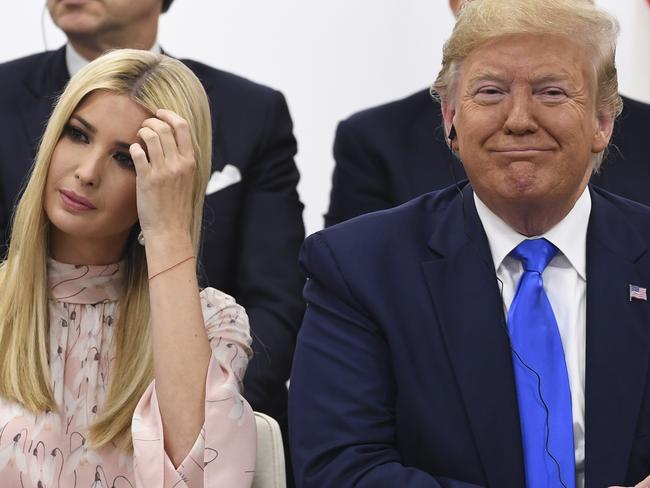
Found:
[448,124,457,141]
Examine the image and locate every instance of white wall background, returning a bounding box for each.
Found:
[1,1,648,235]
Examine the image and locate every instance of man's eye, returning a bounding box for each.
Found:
[478,88,502,95]
[474,87,505,102]
[539,88,567,98]
[64,124,89,143]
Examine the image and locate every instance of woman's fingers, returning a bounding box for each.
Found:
[156,109,194,159]
[131,110,195,237]
[141,117,177,161]
[129,142,150,176]
[137,126,164,167]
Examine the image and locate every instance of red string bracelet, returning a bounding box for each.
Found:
[148,255,195,281]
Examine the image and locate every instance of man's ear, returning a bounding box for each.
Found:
[592,112,615,154]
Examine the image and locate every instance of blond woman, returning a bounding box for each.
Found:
[0,49,255,487]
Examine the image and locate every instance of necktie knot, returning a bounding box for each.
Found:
[510,238,559,274]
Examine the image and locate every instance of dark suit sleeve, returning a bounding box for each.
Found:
[235,90,306,416]
[289,233,485,488]
[325,119,394,227]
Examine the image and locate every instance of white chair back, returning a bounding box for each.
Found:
[253,412,286,488]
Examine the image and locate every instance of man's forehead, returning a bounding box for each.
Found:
[460,39,589,84]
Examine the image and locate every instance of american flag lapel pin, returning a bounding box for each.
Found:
[629,284,647,302]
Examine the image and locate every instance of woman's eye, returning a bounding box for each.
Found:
[113,152,135,169]
[64,124,89,143]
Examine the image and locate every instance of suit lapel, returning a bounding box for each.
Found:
[584,188,650,487]
[422,184,525,488]
[21,47,69,154]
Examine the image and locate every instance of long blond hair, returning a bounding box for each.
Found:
[0,49,212,449]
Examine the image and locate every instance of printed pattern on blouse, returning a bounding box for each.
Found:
[0,259,256,487]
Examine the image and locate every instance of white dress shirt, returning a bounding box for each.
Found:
[474,188,590,488]
[65,42,162,77]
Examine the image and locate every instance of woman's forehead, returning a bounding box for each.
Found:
[70,92,150,141]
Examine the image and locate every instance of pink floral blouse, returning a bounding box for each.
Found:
[0,259,256,487]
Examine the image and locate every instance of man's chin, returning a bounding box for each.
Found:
[53,14,102,38]
[481,182,554,211]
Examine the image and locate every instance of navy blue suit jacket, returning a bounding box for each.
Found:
[0,47,305,437]
[326,89,650,226]
[291,183,650,487]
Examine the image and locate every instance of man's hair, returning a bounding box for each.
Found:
[431,0,623,169]
[162,0,174,13]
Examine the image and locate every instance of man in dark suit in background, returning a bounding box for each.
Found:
[291,1,650,486]
[0,0,304,479]
[325,0,650,227]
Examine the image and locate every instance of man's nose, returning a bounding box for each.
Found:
[503,89,539,135]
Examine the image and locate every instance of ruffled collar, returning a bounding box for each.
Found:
[47,258,124,304]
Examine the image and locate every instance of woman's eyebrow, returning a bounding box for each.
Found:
[70,114,96,133]
[70,114,132,149]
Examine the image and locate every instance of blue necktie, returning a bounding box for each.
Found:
[507,238,575,488]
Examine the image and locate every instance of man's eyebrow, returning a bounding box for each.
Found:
[530,73,571,84]
[466,71,572,86]
[70,114,133,149]
[466,71,509,86]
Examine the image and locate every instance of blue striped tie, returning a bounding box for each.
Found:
[508,238,575,488]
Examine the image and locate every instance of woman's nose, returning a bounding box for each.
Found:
[74,154,102,187]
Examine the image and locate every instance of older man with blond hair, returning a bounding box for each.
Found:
[292,1,650,487]
[325,0,650,228]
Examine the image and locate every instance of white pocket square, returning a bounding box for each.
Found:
[206,164,242,195]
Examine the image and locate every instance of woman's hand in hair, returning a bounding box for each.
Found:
[129,109,196,243]
[130,110,210,465]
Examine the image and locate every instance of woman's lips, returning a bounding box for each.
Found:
[59,190,96,211]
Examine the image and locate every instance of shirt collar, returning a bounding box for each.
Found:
[65,42,163,77]
[474,187,591,280]
[47,257,124,304]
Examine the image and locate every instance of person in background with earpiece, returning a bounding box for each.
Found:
[0,3,305,484]
[324,0,650,228]
[290,0,650,486]
[0,49,255,487]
